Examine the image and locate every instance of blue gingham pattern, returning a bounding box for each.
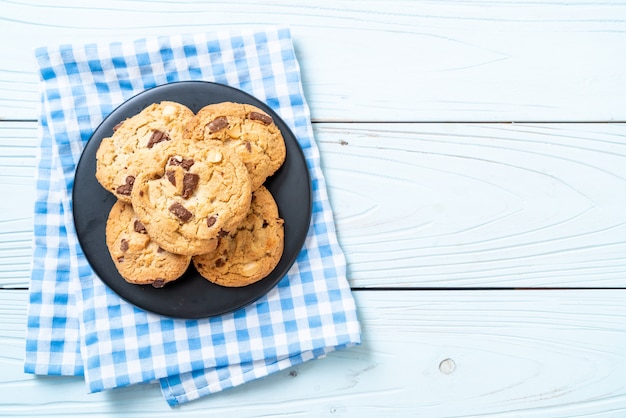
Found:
[24,27,361,406]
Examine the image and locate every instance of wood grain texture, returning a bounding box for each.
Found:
[1,289,626,416]
[0,122,36,289]
[2,121,625,289]
[1,0,626,122]
[316,123,626,288]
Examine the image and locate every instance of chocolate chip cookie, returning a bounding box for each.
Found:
[130,142,252,256]
[105,200,191,287]
[184,102,286,191]
[192,185,284,287]
[96,101,194,202]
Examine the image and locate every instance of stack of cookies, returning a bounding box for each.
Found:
[95,101,286,288]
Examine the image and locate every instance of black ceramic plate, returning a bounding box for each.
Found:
[73,81,311,319]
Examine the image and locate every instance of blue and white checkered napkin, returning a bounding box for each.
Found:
[24,26,361,406]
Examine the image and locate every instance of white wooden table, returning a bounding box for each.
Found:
[2,1,626,416]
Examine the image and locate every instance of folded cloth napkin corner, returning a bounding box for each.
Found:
[24,26,361,406]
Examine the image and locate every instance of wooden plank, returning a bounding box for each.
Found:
[317,123,626,288]
[2,288,626,416]
[2,121,625,289]
[1,1,626,122]
[0,122,37,289]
